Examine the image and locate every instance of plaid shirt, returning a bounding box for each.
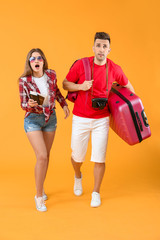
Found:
[19,69,68,122]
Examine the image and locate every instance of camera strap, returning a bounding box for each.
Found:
[91,59,108,100]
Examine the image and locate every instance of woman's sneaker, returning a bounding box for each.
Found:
[35,196,47,212]
[42,192,48,201]
[90,192,101,207]
[74,174,83,196]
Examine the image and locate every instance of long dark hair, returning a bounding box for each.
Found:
[19,48,48,79]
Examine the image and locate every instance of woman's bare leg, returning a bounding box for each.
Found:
[26,131,55,197]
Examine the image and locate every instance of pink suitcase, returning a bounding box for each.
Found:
[108,83,151,145]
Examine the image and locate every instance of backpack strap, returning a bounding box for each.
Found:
[66,58,91,103]
[82,57,91,80]
[82,57,91,105]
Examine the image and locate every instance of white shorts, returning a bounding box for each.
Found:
[71,115,109,163]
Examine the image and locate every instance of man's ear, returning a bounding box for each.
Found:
[108,48,111,53]
[92,46,95,53]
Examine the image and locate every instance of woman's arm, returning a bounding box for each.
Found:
[19,78,41,112]
[55,83,70,118]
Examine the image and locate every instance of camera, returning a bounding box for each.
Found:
[92,98,108,110]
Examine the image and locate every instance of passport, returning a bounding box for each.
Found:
[29,91,45,105]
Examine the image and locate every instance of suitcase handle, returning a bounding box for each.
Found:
[141,110,149,127]
[135,112,143,131]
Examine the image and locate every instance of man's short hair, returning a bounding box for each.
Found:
[94,32,111,44]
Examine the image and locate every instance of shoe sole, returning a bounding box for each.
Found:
[74,191,83,196]
[91,204,101,208]
[36,207,47,212]
[91,201,101,208]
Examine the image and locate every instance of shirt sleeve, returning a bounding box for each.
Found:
[19,78,36,112]
[56,85,68,108]
[48,70,68,108]
[114,65,128,86]
[66,60,81,83]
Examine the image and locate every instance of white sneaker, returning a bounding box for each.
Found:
[90,192,101,207]
[35,196,47,212]
[74,174,83,196]
[42,192,48,201]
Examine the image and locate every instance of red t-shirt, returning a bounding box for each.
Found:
[66,56,128,118]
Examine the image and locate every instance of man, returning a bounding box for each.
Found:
[63,32,134,207]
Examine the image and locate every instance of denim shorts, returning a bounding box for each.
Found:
[24,110,57,133]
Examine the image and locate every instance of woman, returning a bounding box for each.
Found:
[19,48,70,212]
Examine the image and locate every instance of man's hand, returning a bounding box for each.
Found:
[63,78,93,92]
[80,80,94,91]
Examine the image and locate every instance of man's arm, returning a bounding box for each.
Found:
[123,80,135,93]
[63,78,93,92]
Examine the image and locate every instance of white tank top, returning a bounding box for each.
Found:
[33,73,49,106]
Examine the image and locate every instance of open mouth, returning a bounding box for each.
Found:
[98,54,104,57]
[35,64,40,68]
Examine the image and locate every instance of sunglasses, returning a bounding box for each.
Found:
[29,56,43,63]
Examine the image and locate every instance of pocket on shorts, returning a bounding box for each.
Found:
[24,113,40,126]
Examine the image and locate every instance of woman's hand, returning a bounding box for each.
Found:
[63,105,70,119]
[28,99,38,107]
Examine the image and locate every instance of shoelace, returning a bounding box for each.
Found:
[37,197,46,208]
[92,193,100,202]
[75,178,82,189]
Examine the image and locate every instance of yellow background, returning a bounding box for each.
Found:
[0,0,160,239]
